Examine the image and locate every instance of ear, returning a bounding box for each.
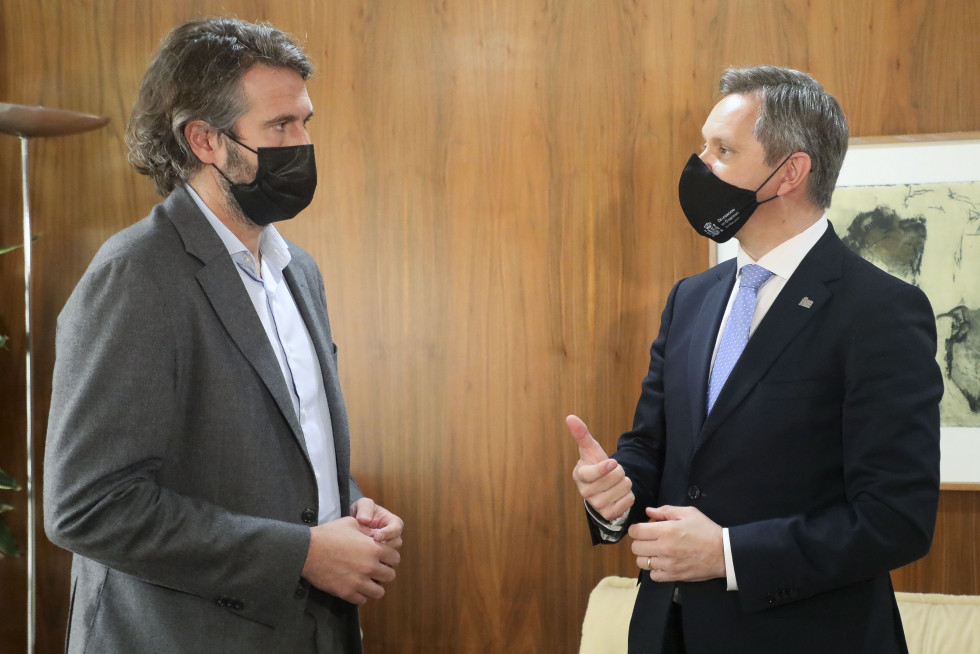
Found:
[774,152,812,198]
[184,120,223,166]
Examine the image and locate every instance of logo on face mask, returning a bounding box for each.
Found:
[677,153,790,243]
[212,134,317,227]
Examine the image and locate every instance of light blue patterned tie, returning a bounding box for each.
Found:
[707,264,773,413]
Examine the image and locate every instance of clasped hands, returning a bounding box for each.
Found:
[567,415,726,582]
[302,497,404,605]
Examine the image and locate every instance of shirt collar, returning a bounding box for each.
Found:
[735,215,828,280]
[185,184,292,277]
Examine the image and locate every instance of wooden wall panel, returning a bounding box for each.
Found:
[1,1,978,652]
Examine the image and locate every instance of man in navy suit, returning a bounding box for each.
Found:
[568,66,943,653]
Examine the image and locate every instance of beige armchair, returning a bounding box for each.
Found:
[580,576,980,654]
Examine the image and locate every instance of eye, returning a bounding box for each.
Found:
[274,121,288,132]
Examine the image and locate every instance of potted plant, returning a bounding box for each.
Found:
[1,240,24,557]
[0,465,20,557]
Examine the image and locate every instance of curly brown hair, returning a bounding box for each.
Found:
[125,17,313,196]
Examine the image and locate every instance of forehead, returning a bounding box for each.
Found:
[702,93,761,143]
[238,64,312,117]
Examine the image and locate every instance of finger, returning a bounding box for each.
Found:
[345,591,369,606]
[566,415,608,464]
[635,555,672,577]
[574,458,620,485]
[358,578,387,600]
[352,499,377,525]
[345,517,374,537]
[585,478,633,515]
[374,518,403,541]
[378,546,401,568]
[628,518,663,541]
[647,505,684,522]
[601,490,636,522]
[371,560,397,583]
[382,536,403,550]
[579,463,628,494]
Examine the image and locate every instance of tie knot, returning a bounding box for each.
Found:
[739,264,773,291]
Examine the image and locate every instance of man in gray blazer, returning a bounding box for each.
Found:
[43,17,402,653]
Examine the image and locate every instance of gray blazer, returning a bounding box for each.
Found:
[44,187,364,653]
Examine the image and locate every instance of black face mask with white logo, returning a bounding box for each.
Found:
[677,153,790,243]
[213,135,317,227]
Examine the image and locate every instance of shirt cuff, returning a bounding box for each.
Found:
[584,501,629,542]
[723,527,738,591]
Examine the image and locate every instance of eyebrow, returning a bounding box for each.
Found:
[263,110,314,128]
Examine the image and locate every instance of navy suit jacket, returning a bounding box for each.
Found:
[590,225,943,654]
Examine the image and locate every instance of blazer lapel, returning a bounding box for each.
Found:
[163,188,310,461]
[282,262,352,503]
[688,261,736,436]
[698,227,844,445]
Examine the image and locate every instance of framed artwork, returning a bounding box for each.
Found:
[714,132,980,488]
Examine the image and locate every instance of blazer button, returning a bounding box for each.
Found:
[301,509,317,524]
[687,486,701,500]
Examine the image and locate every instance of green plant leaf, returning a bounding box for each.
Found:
[0,502,12,513]
[0,234,41,255]
[0,467,19,490]
[0,518,20,557]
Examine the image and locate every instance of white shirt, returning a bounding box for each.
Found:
[187,185,341,524]
[590,216,829,591]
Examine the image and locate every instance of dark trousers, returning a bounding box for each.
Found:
[661,600,686,654]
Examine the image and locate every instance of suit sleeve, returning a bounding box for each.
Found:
[729,281,942,613]
[43,257,311,629]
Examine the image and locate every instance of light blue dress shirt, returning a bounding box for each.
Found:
[187,185,341,524]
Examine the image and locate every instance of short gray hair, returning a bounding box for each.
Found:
[719,66,848,209]
[126,17,313,196]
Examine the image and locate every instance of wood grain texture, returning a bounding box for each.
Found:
[1,1,979,652]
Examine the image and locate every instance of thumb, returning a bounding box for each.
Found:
[566,414,608,465]
[351,498,376,526]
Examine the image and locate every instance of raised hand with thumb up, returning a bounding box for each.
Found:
[567,415,635,522]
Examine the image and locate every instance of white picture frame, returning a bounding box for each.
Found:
[713,132,980,488]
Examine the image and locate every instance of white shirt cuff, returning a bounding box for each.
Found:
[584,501,629,541]
[723,527,738,590]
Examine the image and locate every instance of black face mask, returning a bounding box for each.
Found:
[677,153,790,243]
[213,135,317,226]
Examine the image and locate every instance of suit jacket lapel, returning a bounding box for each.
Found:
[163,188,310,461]
[688,261,735,437]
[698,226,844,445]
[282,262,353,507]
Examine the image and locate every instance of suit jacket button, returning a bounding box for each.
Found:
[216,596,228,607]
[687,486,701,500]
[301,509,317,524]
